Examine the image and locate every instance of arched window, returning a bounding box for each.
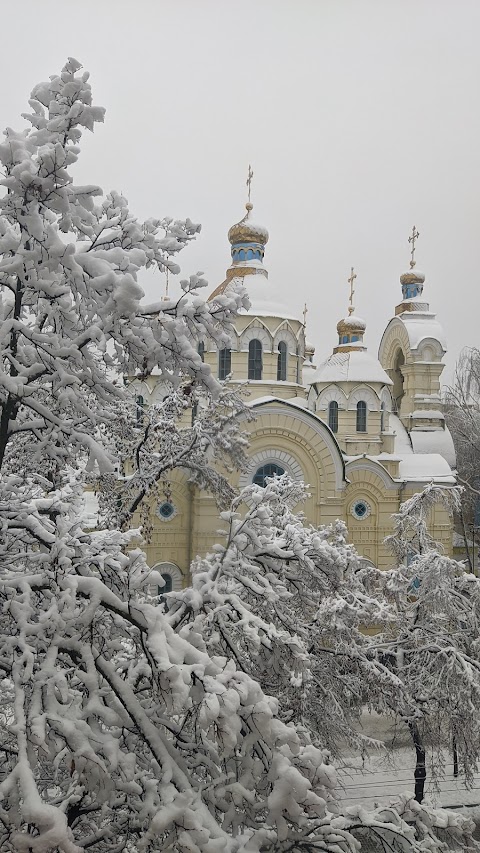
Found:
[253,462,285,488]
[219,347,231,380]
[380,401,386,433]
[248,339,263,380]
[277,341,287,381]
[136,394,144,425]
[328,400,339,433]
[356,400,367,432]
[197,341,205,362]
[158,572,173,601]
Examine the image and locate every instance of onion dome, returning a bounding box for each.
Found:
[336,314,367,338]
[228,202,269,265]
[400,267,425,300]
[334,268,367,352]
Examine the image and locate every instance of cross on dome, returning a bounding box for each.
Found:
[408,225,420,269]
[348,267,357,315]
[246,164,254,205]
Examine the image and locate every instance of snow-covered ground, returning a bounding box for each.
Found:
[338,713,480,818]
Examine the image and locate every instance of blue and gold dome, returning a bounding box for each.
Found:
[228,202,269,265]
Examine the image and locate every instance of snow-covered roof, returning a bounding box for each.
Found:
[398,453,456,483]
[238,273,302,322]
[389,414,413,455]
[411,410,445,419]
[410,427,456,469]
[308,350,392,386]
[398,311,447,351]
[338,314,366,329]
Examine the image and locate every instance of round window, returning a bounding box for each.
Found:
[157,501,177,522]
[351,500,371,521]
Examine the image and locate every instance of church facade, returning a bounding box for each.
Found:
[131,204,456,590]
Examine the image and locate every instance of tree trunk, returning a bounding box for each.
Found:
[453,735,459,778]
[408,720,426,802]
[460,507,474,573]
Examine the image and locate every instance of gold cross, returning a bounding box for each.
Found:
[348,267,357,314]
[246,165,254,204]
[303,302,308,326]
[408,225,420,268]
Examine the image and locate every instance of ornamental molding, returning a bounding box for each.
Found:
[244,401,346,491]
[350,500,372,520]
[156,501,178,522]
[239,448,303,490]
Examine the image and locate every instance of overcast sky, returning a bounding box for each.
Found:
[2,0,479,386]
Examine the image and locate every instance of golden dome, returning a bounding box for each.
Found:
[336,314,367,337]
[228,203,269,246]
[400,268,425,286]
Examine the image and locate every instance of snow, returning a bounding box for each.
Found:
[338,314,366,329]
[389,414,413,454]
[237,273,303,322]
[82,490,99,527]
[309,350,393,386]
[410,427,457,469]
[411,409,445,419]
[398,453,456,482]
[399,311,447,351]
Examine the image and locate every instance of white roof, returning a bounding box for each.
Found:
[398,453,456,483]
[389,414,413,454]
[309,350,393,386]
[236,273,302,322]
[398,311,447,351]
[410,427,456,469]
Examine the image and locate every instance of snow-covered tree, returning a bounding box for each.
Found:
[0,59,477,852]
[377,484,480,803]
[446,347,480,570]
[166,474,401,758]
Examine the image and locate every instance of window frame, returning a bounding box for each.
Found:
[248,338,263,380]
[253,462,285,488]
[277,341,288,381]
[218,347,232,380]
[356,400,367,432]
[328,400,339,433]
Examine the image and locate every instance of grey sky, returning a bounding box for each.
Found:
[2,0,479,385]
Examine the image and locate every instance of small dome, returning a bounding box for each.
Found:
[228,203,269,247]
[337,314,367,336]
[400,268,425,286]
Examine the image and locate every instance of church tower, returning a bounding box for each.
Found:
[308,268,394,458]
[378,227,455,466]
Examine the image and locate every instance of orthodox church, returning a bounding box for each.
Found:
[129,201,456,590]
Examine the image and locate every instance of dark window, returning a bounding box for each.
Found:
[136,394,144,425]
[158,572,173,599]
[219,347,231,380]
[253,462,285,488]
[198,341,205,362]
[356,400,367,432]
[277,341,287,381]
[328,400,339,433]
[248,339,263,380]
[380,401,385,432]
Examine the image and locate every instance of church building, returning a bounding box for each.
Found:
[130,202,456,590]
